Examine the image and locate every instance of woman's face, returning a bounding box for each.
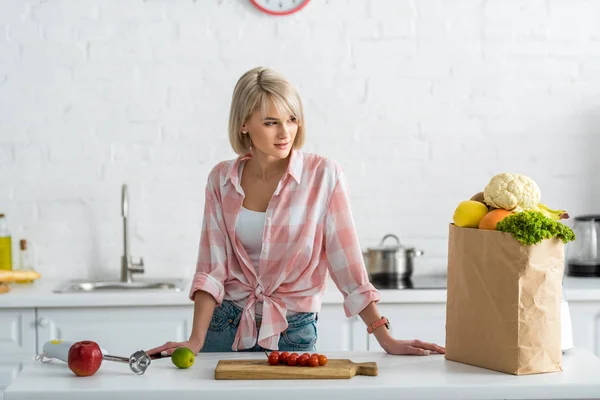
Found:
[242,99,299,160]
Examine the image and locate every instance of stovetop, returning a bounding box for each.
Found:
[371,274,448,290]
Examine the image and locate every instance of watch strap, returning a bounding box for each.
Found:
[367,316,390,334]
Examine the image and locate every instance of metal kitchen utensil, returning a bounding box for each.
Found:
[104,350,152,375]
[103,349,170,374]
[36,340,165,375]
[103,349,170,375]
[363,234,424,288]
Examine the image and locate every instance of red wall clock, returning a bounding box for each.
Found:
[250,0,311,16]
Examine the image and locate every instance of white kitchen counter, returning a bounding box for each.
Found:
[1,276,599,308]
[5,348,600,400]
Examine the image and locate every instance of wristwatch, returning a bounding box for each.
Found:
[367,316,390,334]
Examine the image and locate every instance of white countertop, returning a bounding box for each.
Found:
[1,276,599,308]
[5,348,600,400]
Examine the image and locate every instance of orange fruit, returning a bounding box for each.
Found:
[478,209,513,230]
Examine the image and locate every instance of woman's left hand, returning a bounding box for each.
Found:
[382,338,446,356]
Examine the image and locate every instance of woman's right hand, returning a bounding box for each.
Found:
[146,339,204,357]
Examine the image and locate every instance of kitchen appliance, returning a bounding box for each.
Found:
[567,214,600,277]
[36,340,165,375]
[363,234,424,289]
[214,358,378,380]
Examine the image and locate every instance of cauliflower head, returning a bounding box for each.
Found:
[483,173,541,211]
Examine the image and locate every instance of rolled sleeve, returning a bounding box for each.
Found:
[188,272,225,305]
[342,282,381,317]
[324,165,381,318]
[188,180,228,304]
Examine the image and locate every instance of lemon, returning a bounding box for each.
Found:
[453,200,489,228]
[171,347,195,369]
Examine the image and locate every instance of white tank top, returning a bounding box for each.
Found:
[235,206,298,317]
[235,207,266,315]
[236,206,266,268]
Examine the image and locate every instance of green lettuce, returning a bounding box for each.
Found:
[496,210,576,246]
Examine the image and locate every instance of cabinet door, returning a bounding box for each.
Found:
[36,306,193,356]
[567,301,600,357]
[316,305,366,351]
[0,360,24,400]
[0,309,36,355]
[367,303,446,351]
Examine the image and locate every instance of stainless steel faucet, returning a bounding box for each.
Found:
[121,184,144,283]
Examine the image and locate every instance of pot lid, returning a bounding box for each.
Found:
[368,234,405,251]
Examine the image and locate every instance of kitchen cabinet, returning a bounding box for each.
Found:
[567,301,600,356]
[363,301,600,357]
[1,301,600,358]
[0,309,36,355]
[366,303,447,351]
[34,305,364,354]
[35,307,193,356]
[0,359,25,400]
[315,306,366,351]
[2,302,598,357]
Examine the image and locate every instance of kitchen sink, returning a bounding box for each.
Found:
[53,279,186,293]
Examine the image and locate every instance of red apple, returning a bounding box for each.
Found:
[68,340,103,377]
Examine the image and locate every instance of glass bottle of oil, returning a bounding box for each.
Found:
[0,214,12,271]
[16,239,34,284]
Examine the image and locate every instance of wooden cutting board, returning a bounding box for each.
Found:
[214,359,378,380]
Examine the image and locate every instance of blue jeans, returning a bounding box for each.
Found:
[201,300,318,352]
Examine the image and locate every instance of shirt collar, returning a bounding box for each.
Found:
[287,148,303,184]
[224,149,303,187]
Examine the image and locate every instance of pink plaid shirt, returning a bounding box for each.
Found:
[188,149,381,350]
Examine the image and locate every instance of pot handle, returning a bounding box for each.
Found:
[380,234,402,247]
[406,248,424,257]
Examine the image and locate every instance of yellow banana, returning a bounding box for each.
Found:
[536,203,569,220]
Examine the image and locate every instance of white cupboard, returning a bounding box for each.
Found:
[2,302,600,358]
[0,360,22,400]
[366,303,447,351]
[0,309,36,355]
[567,301,600,357]
[36,307,194,356]
[314,307,366,351]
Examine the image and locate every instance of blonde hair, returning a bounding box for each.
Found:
[228,67,305,155]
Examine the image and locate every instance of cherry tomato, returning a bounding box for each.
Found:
[309,355,319,367]
[311,353,319,359]
[279,351,290,364]
[318,354,328,366]
[287,353,299,366]
[269,351,280,358]
[298,354,310,366]
[301,353,310,358]
[268,352,279,366]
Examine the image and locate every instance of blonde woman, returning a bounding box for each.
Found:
[148,67,445,356]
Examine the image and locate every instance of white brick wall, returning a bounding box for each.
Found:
[1,0,599,281]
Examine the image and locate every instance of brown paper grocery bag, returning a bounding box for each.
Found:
[445,223,564,375]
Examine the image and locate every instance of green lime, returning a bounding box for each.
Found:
[171,347,195,369]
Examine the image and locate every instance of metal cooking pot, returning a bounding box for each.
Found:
[363,234,424,287]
